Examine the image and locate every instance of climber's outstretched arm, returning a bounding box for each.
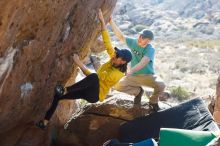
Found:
[109,16,125,43]
[98,9,115,58]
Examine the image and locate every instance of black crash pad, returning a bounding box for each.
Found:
[119,97,220,143]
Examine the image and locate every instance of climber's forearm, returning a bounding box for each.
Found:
[129,56,149,74]
[109,19,125,43]
[74,54,91,76]
[98,9,114,57]
[100,20,107,31]
[99,9,107,31]
[101,30,114,57]
[76,62,91,76]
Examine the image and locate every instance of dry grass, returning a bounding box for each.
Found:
[185,39,220,50]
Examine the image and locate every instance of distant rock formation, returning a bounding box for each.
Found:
[0,0,116,145]
[114,0,220,40]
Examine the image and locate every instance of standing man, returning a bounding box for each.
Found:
[109,18,165,112]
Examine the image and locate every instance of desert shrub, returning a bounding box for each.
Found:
[133,25,147,32]
[170,86,190,101]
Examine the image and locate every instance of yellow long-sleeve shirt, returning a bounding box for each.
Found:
[84,30,124,102]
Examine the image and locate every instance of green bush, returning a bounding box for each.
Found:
[134,25,147,32]
[170,86,190,101]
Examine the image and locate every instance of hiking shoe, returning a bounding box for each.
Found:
[54,84,64,97]
[149,102,160,113]
[134,87,144,105]
[36,120,47,130]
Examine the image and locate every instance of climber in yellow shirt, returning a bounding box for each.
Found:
[36,9,132,130]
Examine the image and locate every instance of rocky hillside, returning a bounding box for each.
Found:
[114,0,220,40]
[110,0,220,98]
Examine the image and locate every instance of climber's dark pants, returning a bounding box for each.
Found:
[44,73,99,121]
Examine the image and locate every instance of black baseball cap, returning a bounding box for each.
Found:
[114,47,132,63]
[139,29,154,40]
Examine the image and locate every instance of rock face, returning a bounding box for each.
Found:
[57,97,152,146]
[214,75,220,125]
[0,0,116,145]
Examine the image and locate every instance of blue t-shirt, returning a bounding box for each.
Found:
[126,37,155,75]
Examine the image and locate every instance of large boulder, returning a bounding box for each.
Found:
[0,0,116,145]
[56,96,153,146]
[214,75,220,125]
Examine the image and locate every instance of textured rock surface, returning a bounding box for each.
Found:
[90,39,106,54]
[56,97,153,146]
[214,75,220,124]
[0,0,116,145]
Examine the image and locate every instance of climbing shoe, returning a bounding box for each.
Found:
[103,139,120,146]
[134,87,144,105]
[36,120,47,130]
[54,84,65,97]
[149,102,160,113]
